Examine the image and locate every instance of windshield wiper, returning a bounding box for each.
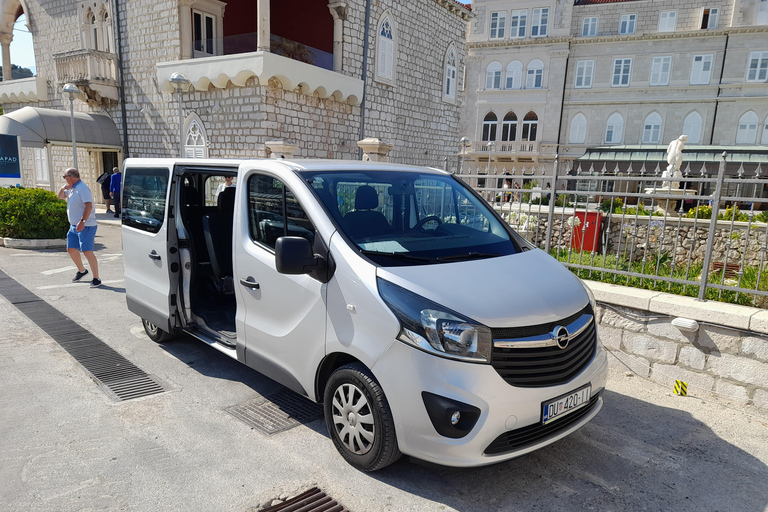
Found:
[436,252,501,262]
[359,250,439,262]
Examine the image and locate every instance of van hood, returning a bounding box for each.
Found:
[376,249,588,328]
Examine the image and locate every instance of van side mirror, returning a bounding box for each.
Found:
[275,236,324,275]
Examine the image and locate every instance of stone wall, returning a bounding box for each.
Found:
[590,281,768,411]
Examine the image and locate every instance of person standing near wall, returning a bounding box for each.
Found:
[110,167,122,218]
[57,168,101,288]
[96,168,113,213]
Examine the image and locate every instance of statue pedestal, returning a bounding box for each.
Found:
[643,188,696,217]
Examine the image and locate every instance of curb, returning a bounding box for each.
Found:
[3,238,67,249]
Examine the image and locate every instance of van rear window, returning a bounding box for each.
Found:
[122,168,168,233]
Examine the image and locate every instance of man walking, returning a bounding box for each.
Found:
[57,168,101,288]
[110,167,122,218]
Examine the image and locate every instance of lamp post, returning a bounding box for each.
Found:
[458,136,469,175]
[485,141,495,173]
[62,83,79,168]
[169,72,190,158]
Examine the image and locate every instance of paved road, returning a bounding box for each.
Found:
[1,220,767,512]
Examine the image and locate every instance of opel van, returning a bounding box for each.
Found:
[122,158,608,471]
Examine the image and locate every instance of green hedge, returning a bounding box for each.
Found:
[0,187,70,239]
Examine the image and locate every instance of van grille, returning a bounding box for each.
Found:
[484,391,601,455]
[490,306,596,388]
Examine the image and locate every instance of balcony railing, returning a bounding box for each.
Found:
[53,49,118,88]
[475,141,541,155]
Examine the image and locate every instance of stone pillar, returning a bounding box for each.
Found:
[179,0,195,59]
[266,140,298,159]
[257,0,270,52]
[356,137,393,162]
[0,33,12,82]
[328,2,347,72]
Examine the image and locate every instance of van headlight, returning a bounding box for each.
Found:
[378,278,492,363]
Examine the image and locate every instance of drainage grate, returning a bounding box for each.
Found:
[260,487,350,512]
[226,389,324,435]
[0,269,167,401]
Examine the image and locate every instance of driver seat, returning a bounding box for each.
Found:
[343,185,392,240]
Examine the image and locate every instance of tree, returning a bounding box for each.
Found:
[0,64,34,81]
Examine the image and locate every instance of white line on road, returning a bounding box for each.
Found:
[37,279,124,290]
[41,266,78,275]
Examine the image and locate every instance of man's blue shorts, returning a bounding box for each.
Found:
[67,225,97,252]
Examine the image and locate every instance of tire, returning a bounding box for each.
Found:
[323,363,401,472]
[141,318,176,343]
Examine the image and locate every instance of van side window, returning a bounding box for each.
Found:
[247,174,316,250]
[122,167,168,233]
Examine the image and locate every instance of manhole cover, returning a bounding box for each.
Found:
[226,389,323,435]
[260,487,350,512]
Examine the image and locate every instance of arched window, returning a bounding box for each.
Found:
[375,14,396,83]
[184,118,208,158]
[505,61,523,89]
[642,113,662,144]
[569,113,587,144]
[101,10,111,53]
[762,116,768,145]
[444,46,457,101]
[526,59,544,89]
[682,112,703,144]
[501,112,518,141]
[486,61,502,90]
[522,111,538,141]
[88,10,99,51]
[482,112,498,141]
[605,113,624,143]
[736,111,759,144]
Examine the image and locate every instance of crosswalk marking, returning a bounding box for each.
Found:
[37,279,124,290]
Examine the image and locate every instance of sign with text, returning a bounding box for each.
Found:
[0,133,21,182]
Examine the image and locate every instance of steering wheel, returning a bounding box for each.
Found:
[414,215,443,230]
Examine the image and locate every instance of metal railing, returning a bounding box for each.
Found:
[455,154,768,307]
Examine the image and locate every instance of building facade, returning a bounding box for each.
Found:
[462,0,768,171]
[0,0,472,195]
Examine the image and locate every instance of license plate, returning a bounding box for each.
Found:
[541,384,591,425]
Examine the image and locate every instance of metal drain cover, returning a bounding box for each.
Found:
[260,487,350,512]
[226,389,323,435]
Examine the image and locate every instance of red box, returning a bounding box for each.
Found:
[571,211,603,252]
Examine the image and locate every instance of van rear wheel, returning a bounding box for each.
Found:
[141,318,176,343]
[323,363,401,472]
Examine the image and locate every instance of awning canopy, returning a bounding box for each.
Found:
[578,145,768,165]
[0,106,121,149]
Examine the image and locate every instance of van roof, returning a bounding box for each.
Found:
[124,157,450,175]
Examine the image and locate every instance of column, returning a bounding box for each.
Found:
[0,33,13,82]
[257,0,270,52]
[356,138,393,162]
[179,0,195,59]
[328,2,347,72]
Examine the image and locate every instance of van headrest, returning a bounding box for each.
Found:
[355,185,378,210]
[218,186,236,212]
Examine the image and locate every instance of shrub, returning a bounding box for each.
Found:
[600,198,623,212]
[717,205,750,222]
[0,187,69,239]
[685,205,712,219]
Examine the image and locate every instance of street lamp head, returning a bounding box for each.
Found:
[169,72,191,93]
[459,136,469,146]
[62,83,79,100]
[487,141,495,150]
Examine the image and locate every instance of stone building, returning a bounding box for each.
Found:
[0,0,472,196]
[462,0,768,171]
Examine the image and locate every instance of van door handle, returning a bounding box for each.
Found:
[148,250,161,261]
[240,277,260,289]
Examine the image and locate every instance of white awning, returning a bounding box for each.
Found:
[0,106,121,149]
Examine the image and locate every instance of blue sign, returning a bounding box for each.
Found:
[0,133,20,178]
[0,134,21,180]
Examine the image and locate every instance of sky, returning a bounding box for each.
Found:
[12,15,36,73]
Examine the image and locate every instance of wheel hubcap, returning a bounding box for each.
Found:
[332,383,375,455]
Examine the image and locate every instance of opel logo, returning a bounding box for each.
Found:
[551,325,570,350]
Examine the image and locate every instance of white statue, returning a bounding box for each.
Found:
[662,134,688,189]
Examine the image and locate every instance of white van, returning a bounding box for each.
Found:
[122,158,608,471]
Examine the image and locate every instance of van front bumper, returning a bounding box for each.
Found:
[371,337,608,468]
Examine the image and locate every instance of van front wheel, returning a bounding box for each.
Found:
[324,363,401,472]
[141,318,176,343]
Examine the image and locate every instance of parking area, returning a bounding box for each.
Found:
[0,221,767,512]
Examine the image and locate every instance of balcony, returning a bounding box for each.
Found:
[0,76,48,103]
[52,49,119,101]
[156,51,363,105]
[474,140,541,156]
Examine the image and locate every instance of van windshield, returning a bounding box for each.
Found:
[299,170,519,266]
